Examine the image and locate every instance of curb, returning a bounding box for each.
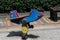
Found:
[0,23,60,32]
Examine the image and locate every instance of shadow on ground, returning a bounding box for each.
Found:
[7,31,40,40]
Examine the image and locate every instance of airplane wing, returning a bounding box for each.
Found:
[9,10,28,24]
[9,16,26,24]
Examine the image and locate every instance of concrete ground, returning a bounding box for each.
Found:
[0,26,60,40]
[0,11,60,40]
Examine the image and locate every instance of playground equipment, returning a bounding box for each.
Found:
[7,9,53,39]
[8,9,44,39]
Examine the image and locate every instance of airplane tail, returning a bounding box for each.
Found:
[10,10,19,18]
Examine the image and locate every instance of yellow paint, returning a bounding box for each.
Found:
[41,16,53,23]
[44,16,52,22]
[21,26,28,34]
[42,16,49,23]
[5,18,11,26]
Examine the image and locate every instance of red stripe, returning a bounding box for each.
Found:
[15,11,19,17]
[10,11,12,17]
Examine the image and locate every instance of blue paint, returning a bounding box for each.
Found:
[25,9,40,22]
[10,10,16,18]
